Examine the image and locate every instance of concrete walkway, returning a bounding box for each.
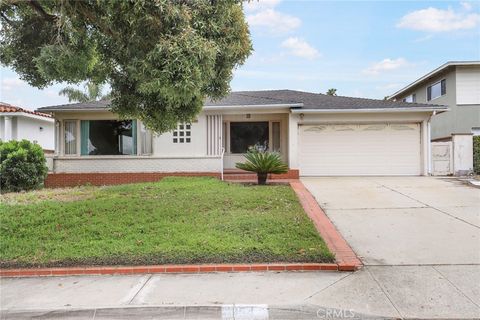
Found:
[1,177,479,319]
[1,268,479,319]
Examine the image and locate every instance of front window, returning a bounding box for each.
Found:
[64,120,77,155]
[80,120,136,155]
[402,94,416,103]
[230,122,269,153]
[427,79,446,101]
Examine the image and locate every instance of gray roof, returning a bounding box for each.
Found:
[37,90,446,112]
[212,90,445,110]
[38,99,111,111]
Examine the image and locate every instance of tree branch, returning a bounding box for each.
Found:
[26,0,57,22]
[0,11,15,26]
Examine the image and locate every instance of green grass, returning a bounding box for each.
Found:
[0,177,334,268]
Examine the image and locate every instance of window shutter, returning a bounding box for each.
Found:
[441,79,446,95]
[80,120,90,155]
[427,86,432,101]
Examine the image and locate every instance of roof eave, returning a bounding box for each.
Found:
[36,107,110,112]
[291,107,449,114]
[1,111,54,120]
[202,103,303,111]
[388,61,480,99]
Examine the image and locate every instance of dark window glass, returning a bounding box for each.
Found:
[230,122,269,153]
[85,120,134,155]
[272,122,280,152]
[172,122,191,143]
[428,80,445,101]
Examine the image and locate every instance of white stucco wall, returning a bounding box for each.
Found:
[152,114,208,157]
[452,134,474,175]
[16,116,55,150]
[0,114,54,150]
[53,156,221,173]
[456,66,480,105]
[0,117,4,141]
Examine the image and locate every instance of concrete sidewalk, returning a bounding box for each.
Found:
[2,268,480,319]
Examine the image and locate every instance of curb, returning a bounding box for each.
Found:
[0,263,340,277]
[289,181,363,271]
[0,305,389,320]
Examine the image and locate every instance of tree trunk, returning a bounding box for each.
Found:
[257,173,268,185]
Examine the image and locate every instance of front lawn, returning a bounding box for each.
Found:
[0,177,334,268]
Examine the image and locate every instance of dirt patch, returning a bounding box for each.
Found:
[0,186,102,205]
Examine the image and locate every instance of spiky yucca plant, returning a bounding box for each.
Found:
[235,149,288,185]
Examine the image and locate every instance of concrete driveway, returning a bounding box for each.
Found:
[301,177,480,266]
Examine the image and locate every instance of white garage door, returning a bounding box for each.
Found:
[298,123,421,176]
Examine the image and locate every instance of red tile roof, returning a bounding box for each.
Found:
[0,102,52,118]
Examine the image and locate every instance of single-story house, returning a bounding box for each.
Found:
[37,90,448,187]
[1,102,55,152]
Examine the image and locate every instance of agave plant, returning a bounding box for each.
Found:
[235,148,289,185]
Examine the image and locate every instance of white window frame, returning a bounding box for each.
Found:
[427,79,446,101]
[62,119,80,156]
[224,120,282,155]
[403,94,416,103]
[172,122,192,144]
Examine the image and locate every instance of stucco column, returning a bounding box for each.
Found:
[452,133,474,176]
[421,119,429,176]
[288,112,299,169]
[4,116,12,141]
[54,120,60,155]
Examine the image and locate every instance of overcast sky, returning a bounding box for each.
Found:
[1,0,479,111]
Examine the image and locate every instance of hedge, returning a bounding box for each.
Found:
[0,140,48,193]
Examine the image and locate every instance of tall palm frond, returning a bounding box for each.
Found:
[59,82,109,103]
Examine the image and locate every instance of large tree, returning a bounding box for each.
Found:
[0,0,252,133]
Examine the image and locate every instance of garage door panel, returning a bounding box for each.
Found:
[299,123,421,176]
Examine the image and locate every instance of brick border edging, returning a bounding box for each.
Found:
[0,263,340,277]
[289,181,363,271]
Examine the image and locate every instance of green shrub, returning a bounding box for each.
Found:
[474,136,480,175]
[0,140,48,193]
[235,148,288,185]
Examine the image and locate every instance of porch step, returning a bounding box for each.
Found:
[223,173,259,180]
[223,169,299,181]
[223,169,252,175]
[223,169,257,180]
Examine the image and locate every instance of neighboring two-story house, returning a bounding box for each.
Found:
[389,61,480,141]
